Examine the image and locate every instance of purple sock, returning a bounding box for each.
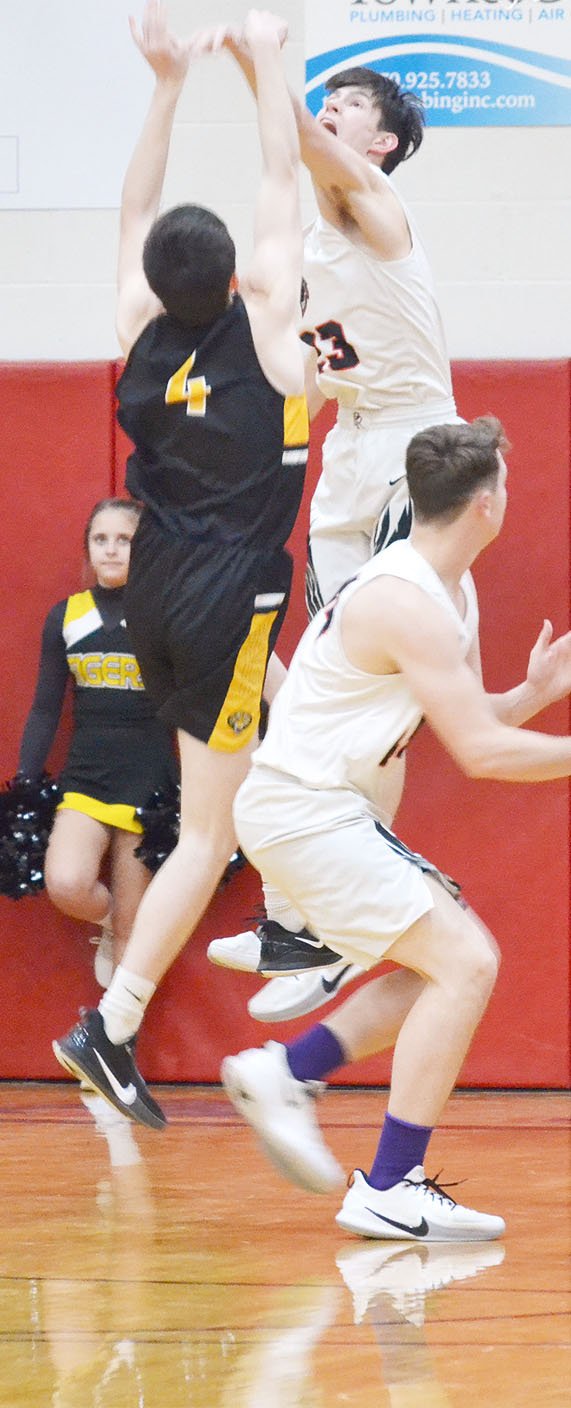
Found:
[286,1024,346,1083]
[368,1112,433,1190]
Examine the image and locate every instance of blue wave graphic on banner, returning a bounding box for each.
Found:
[306,37,571,83]
[306,36,571,126]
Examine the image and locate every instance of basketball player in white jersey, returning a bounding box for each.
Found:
[298,68,455,609]
[220,417,571,1241]
[205,45,456,602]
[205,42,463,1011]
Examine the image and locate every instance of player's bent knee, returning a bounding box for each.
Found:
[468,938,499,998]
[448,912,500,998]
[44,867,89,911]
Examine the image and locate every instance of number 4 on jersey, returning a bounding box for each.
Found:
[165,353,211,417]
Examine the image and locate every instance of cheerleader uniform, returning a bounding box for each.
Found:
[19,584,177,833]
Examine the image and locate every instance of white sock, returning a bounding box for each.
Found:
[99,966,156,1045]
[262,883,306,935]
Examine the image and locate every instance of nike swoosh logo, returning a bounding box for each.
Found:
[295,935,330,950]
[388,475,406,486]
[322,965,352,995]
[94,1050,137,1106]
[365,1208,429,1237]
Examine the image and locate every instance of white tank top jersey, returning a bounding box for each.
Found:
[254,541,479,809]
[301,169,453,413]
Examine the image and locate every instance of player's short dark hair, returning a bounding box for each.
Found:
[326,67,425,174]
[83,498,141,553]
[406,417,509,523]
[143,205,236,327]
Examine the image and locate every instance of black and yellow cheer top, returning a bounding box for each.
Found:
[19,584,177,816]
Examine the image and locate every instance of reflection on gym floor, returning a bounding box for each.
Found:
[0,1085,569,1407]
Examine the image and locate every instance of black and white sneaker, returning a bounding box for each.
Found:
[53,1008,166,1131]
[207,919,342,976]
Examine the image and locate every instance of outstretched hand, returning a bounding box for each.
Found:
[188,11,287,61]
[129,0,192,85]
[243,10,288,48]
[526,619,571,706]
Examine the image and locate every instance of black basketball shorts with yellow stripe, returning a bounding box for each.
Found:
[125,513,292,752]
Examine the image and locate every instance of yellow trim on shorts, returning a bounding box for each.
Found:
[284,394,309,446]
[57,792,143,833]
[208,610,279,753]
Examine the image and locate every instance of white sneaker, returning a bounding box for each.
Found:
[220,1041,345,1194]
[207,928,261,972]
[336,1240,505,1326]
[89,928,114,988]
[335,1168,505,1242]
[248,961,363,1023]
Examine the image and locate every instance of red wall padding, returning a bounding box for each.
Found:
[396,362,571,1087]
[0,361,569,1086]
[0,363,117,1079]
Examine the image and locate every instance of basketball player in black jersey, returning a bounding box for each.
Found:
[53,4,306,1126]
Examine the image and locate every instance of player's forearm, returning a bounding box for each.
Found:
[488,680,550,728]
[293,93,325,168]
[229,38,309,182]
[227,33,361,196]
[457,723,571,783]
[251,38,299,181]
[226,36,257,96]
[293,93,366,194]
[121,77,183,223]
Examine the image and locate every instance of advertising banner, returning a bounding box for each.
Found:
[305,0,571,125]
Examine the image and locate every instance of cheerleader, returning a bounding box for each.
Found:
[17,498,177,984]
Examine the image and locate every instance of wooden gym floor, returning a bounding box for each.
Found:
[0,1084,569,1407]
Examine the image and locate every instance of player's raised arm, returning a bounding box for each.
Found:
[227,11,304,396]
[116,1,192,356]
[223,27,378,196]
[224,33,416,257]
[289,78,418,258]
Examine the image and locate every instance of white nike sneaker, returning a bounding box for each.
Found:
[335,1168,505,1242]
[336,1239,505,1326]
[248,961,363,1023]
[220,1041,345,1194]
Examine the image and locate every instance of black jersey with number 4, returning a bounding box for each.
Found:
[117,296,308,550]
